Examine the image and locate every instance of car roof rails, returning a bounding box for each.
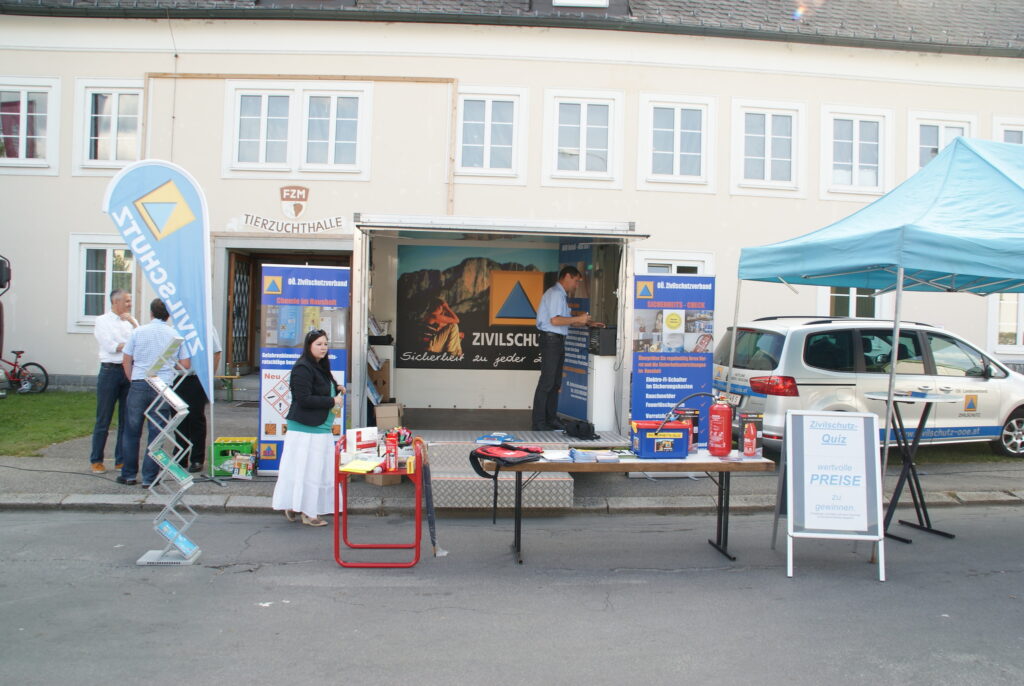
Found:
[751,315,934,327]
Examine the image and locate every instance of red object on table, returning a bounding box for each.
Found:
[333,449,422,568]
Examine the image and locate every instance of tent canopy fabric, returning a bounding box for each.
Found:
[739,138,1024,295]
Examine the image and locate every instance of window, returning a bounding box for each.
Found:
[860,330,925,375]
[304,94,358,166]
[559,101,608,173]
[804,331,856,372]
[638,95,714,191]
[543,89,622,187]
[743,112,791,182]
[73,79,142,174]
[0,77,59,175]
[636,249,714,275]
[67,234,136,332]
[731,99,803,196]
[224,80,372,178]
[456,88,526,183]
[821,107,893,197]
[927,333,989,378]
[829,287,876,317]
[997,293,1023,347]
[909,112,975,169]
[994,117,1024,145]
[553,0,609,6]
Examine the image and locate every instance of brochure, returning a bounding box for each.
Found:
[339,453,386,474]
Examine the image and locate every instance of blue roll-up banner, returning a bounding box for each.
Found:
[258,265,350,473]
[558,241,593,420]
[102,160,214,401]
[631,275,715,445]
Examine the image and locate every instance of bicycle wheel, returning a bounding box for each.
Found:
[17,362,49,393]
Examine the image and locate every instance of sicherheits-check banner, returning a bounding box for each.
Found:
[102,160,214,400]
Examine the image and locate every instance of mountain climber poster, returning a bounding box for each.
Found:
[396,245,558,370]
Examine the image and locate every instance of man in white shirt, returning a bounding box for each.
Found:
[89,289,137,474]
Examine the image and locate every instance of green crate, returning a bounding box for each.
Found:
[211,437,257,477]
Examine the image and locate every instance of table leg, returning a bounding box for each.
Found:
[708,471,736,561]
[891,401,955,540]
[898,461,955,538]
[883,404,914,544]
[511,470,523,564]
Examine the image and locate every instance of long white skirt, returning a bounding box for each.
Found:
[271,430,341,517]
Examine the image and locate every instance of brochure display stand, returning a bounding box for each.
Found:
[137,376,201,566]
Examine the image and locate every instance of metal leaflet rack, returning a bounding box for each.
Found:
[136,375,202,566]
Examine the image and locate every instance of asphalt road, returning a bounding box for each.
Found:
[1,507,1022,685]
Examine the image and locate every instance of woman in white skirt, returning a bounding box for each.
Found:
[272,329,346,526]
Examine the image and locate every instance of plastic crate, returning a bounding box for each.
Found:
[212,437,257,477]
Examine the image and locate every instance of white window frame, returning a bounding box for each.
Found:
[455,86,528,185]
[820,105,894,198]
[908,110,976,171]
[635,249,714,276]
[815,287,893,319]
[222,80,372,180]
[553,0,610,6]
[988,294,1024,356]
[730,98,805,198]
[542,88,623,189]
[994,116,1024,145]
[0,76,60,176]
[67,234,137,333]
[73,78,143,176]
[637,93,715,193]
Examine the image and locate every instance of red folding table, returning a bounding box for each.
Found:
[333,448,422,568]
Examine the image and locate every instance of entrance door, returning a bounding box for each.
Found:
[226,252,254,373]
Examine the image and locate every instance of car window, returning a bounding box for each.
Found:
[714,328,783,370]
[804,330,855,371]
[927,333,990,377]
[861,329,926,374]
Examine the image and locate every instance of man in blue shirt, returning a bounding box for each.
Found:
[118,298,190,486]
[531,265,603,431]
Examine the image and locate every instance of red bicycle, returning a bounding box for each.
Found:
[1,350,49,393]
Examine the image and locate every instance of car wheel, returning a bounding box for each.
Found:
[991,410,1024,458]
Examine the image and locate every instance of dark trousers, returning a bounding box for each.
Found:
[121,380,165,484]
[89,363,130,465]
[532,332,566,428]
[176,375,209,467]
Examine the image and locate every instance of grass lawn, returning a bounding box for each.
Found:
[0,390,99,456]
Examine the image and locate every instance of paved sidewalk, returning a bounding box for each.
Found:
[2,403,1023,515]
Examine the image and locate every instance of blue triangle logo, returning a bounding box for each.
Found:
[142,202,177,233]
[496,281,537,319]
[637,282,654,298]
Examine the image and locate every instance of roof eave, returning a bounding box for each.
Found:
[1,7,1021,59]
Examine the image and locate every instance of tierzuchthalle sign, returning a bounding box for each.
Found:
[785,410,885,581]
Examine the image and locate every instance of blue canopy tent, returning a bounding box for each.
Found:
[735,137,1024,464]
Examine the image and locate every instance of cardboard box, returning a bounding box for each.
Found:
[630,419,691,459]
[346,427,378,452]
[374,402,404,431]
[738,412,764,457]
[364,473,403,486]
[676,408,701,450]
[367,360,390,405]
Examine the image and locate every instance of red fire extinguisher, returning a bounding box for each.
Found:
[708,397,733,457]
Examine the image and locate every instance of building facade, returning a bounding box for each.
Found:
[1,1,1022,426]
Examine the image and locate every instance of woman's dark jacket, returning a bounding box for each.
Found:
[286,356,336,427]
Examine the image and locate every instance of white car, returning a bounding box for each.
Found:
[712,316,1024,457]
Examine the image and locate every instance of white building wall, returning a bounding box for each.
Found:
[1,16,1022,402]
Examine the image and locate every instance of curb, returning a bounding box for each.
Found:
[1,490,1022,514]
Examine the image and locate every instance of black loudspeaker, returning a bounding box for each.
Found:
[588,326,616,355]
[0,255,10,290]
